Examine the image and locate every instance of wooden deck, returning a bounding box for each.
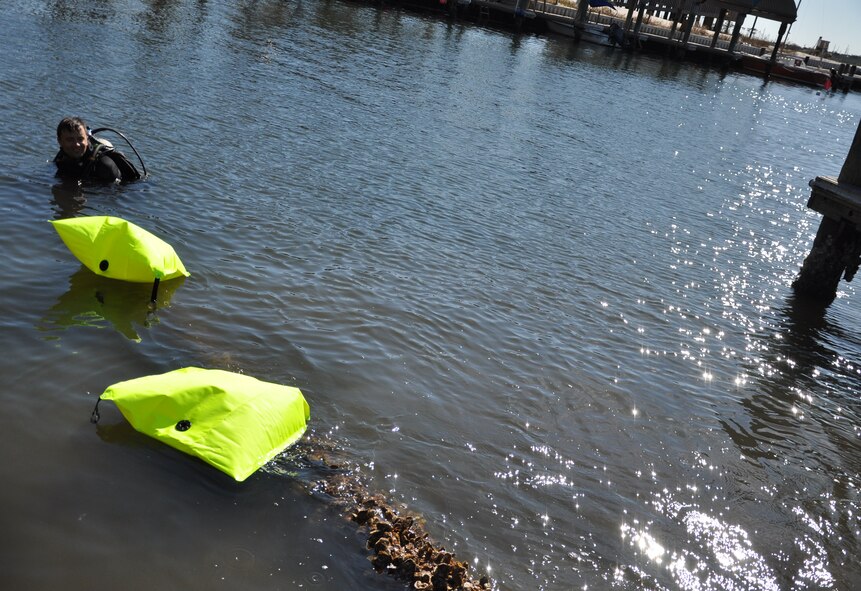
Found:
[807,176,861,231]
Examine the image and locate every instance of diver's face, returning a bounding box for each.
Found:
[58,126,89,159]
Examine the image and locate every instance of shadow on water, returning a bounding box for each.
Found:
[48,0,115,22]
[541,36,724,90]
[140,0,180,34]
[229,0,303,40]
[774,294,861,449]
[50,182,87,219]
[723,294,861,493]
[707,294,861,586]
[49,177,149,219]
[721,294,861,462]
[125,0,212,55]
[94,416,141,445]
[39,267,185,342]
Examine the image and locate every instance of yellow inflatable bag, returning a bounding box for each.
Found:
[100,367,310,481]
[52,216,189,283]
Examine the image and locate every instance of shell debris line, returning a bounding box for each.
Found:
[294,439,493,591]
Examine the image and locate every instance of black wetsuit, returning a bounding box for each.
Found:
[54,143,122,182]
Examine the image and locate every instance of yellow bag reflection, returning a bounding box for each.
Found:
[101,368,311,481]
[51,216,189,283]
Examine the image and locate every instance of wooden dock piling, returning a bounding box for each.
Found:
[793,122,861,303]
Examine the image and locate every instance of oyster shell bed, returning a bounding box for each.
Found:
[299,442,492,591]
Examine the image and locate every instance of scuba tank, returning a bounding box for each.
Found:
[88,127,147,182]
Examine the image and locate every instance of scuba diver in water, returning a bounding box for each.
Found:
[54,116,144,183]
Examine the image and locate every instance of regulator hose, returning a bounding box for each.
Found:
[90,126,148,178]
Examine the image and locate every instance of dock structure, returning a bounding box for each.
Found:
[417,0,859,90]
[793,122,861,304]
[486,0,799,65]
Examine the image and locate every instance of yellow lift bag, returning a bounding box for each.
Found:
[52,216,189,283]
[98,367,310,481]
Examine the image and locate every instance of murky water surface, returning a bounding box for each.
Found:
[2,1,861,589]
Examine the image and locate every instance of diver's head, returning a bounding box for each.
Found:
[57,116,89,160]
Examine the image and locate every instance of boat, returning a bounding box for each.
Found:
[546,18,645,48]
[546,19,616,46]
[737,54,831,88]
